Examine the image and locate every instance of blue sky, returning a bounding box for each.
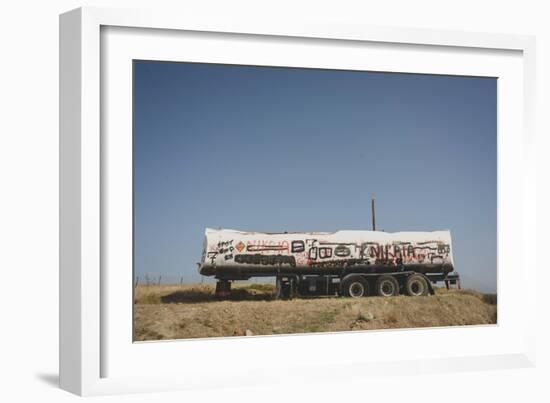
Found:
[133,61,497,292]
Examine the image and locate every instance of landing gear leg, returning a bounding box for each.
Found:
[275,276,296,299]
[215,280,231,298]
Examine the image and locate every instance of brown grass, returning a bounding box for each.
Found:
[133,283,497,341]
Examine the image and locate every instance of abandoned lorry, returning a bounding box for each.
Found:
[199,228,461,298]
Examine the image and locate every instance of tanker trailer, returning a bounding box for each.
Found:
[198,228,458,298]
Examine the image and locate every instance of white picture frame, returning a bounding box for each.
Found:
[59,6,537,396]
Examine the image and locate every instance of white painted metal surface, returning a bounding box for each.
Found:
[201,228,454,271]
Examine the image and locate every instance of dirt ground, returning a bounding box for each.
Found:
[133,283,497,341]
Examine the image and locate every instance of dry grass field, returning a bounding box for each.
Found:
[134,283,497,341]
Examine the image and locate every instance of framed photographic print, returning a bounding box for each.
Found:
[60,7,536,396]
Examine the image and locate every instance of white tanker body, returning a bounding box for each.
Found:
[199,228,458,298]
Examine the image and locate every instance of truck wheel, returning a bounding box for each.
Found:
[376,275,399,297]
[405,274,429,296]
[341,275,369,298]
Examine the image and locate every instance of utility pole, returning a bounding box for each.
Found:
[371,198,376,231]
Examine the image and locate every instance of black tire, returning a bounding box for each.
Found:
[375,275,400,297]
[405,274,429,296]
[341,275,369,298]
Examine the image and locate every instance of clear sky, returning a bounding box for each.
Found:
[133,60,497,292]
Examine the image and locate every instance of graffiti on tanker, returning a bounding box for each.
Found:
[334,245,351,257]
[246,244,288,252]
[357,241,450,265]
[291,240,305,253]
[206,237,451,268]
[235,254,296,267]
[208,239,291,266]
[207,239,235,264]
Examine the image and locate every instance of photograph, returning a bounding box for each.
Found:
[132,60,497,341]
[2,0,543,399]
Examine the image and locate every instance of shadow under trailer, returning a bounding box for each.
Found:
[199,228,461,299]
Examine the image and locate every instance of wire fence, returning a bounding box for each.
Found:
[134,274,208,287]
[134,274,473,292]
[134,274,273,287]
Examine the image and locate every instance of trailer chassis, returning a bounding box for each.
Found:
[214,271,460,299]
